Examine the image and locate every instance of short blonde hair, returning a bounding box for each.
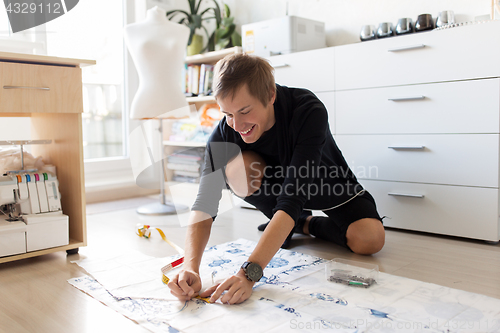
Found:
[213,53,276,106]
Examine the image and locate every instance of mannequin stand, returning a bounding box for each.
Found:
[136,120,189,215]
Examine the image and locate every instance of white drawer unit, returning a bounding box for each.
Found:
[335,134,499,188]
[269,20,500,242]
[332,20,500,241]
[335,78,500,135]
[335,22,500,90]
[268,47,335,92]
[360,179,499,241]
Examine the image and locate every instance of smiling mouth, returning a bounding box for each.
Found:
[240,125,255,136]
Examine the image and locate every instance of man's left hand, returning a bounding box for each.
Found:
[199,269,255,304]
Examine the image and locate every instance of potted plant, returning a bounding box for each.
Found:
[213,3,241,51]
[167,0,222,55]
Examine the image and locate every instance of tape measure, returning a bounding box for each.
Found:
[136,224,184,284]
[136,224,209,302]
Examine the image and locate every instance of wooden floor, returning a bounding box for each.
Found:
[1,193,500,333]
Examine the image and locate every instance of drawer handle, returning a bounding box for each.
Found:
[388,96,426,101]
[388,146,425,150]
[3,85,50,91]
[388,192,425,198]
[388,44,426,52]
[272,63,289,69]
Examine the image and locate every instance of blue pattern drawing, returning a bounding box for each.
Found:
[69,238,500,333]
[225,249,243,254]
[310,292,348,306]
[207,258,231,267]
[266,257,289,268]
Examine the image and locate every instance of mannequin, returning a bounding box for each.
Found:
[124,6,190,119]
[125,6,191,215]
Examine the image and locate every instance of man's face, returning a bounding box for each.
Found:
[218,84,276,144]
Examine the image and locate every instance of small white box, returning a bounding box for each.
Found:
[0,218,27,257]
[24,212,69,252]
[242,16,326,57]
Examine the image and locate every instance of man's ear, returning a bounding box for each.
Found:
[269,88,276,105]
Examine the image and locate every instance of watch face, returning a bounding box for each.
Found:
[246,262,263,281]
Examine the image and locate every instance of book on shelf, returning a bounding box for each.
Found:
[167,149,204,170]
[184,63,214,97]
[173,170,201,178]
[172,174,200,183]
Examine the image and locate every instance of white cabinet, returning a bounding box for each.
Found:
[334,21,500,241]
[273,20,500,241]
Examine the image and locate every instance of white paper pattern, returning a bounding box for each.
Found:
[68,239,500,333]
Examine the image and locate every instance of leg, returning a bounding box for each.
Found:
[346,218,385,255]
[226,152,299,248]
[307,191,385,254]
[225,150,266,198]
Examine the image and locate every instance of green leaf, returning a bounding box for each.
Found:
[220,24,235,39]
[167,9,189,20]
[188,0,196,14]
[224,3,230,18]
[231,31,242,47]
[191,14,203,29]
[216,39,230,51]
[207,31,216,52]
[211,0,222,26]
[222,17,234,26]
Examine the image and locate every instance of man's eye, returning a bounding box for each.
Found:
[241,111,250,115]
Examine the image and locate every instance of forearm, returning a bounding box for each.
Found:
[247,210,294,270]
[183,210,213,273]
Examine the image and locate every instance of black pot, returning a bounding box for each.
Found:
[415,14,434,32]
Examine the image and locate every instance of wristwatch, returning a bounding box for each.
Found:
[241,261,263,282]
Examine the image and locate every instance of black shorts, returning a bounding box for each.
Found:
[241,175,383,249]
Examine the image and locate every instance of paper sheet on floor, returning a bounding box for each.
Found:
[69,238,500,333]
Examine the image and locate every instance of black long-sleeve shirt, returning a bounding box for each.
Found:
[191,84,363,223]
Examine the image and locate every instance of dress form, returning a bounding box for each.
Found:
[124,6,190,119]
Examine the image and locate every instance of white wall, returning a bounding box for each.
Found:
[151,0,492,46]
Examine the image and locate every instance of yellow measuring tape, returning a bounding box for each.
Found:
[136,224,210,303]
[136,224,185,255]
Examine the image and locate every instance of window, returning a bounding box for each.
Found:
[0,4,9,37]
[1,1,151,198]
[44,0,126,160]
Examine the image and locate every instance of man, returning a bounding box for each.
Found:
[168,53,385,305]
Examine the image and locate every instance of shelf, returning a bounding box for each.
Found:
[163,140,206,148]
[185,46,243,65]
[0,238,84,264]
[186,96,216,104]
[0,51,95,68]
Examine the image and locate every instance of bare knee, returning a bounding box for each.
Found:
[225,151,266,197]
[346,218,385,255]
